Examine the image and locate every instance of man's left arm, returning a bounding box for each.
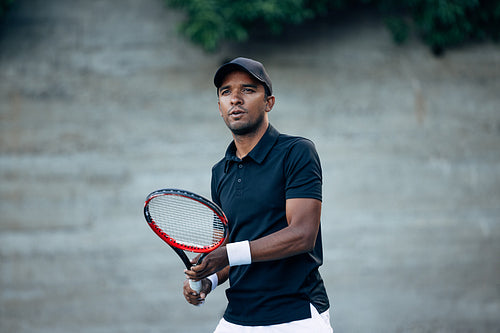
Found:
[185,197,321,280]
[249,197,321,261]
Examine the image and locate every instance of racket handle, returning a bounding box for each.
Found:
[189,279,202,293]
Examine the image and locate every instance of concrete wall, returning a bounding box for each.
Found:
[1,0,499,332]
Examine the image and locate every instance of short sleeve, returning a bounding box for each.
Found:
[284,138,322,201]
[211,164,222,207]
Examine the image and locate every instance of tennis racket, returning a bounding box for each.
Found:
[143,188,228,293]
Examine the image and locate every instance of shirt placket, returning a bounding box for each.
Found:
[235,161,244,197]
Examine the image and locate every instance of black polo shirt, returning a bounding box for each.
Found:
[211,124,330,326]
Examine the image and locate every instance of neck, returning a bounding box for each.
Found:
[233,121,269,159]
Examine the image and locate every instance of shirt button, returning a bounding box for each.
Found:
[238,164,243,168]
[237,178,242,183]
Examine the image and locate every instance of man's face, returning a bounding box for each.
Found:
[218,70,274,136]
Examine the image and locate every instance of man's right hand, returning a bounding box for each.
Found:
[182,278,212,306]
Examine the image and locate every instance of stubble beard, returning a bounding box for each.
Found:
[227,111,266,136]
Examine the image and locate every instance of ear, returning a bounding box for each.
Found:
[265,96,275,113]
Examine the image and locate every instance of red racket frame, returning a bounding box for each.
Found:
[144,188,228,253]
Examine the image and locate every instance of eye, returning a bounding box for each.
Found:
[242,88,255,94]
[220,89,230,96]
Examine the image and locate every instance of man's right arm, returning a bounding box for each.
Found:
[213,265,230,289]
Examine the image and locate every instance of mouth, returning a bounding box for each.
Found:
[228,108,247,118]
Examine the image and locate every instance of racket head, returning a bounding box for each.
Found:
[144,188,228,253]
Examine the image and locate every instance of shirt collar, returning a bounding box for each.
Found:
[224,124,280,172]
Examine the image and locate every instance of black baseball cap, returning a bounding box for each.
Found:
[214,57,272,95]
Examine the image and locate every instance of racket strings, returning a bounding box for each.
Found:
[147,195,225,249]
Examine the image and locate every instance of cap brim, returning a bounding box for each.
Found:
[214,63,250,88]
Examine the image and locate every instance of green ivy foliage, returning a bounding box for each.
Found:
[370,0,500,55]
[167,0,500,55]
[167,0,333,51]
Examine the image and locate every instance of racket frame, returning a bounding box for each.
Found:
[144,188,228,270]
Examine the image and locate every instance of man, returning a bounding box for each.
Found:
[183,57,332,332]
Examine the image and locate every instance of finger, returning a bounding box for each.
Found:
[185,291,203,305]
[184,270,200,281]
[185,264,210,280]
[195,259,214,273]
[183,281,204,305]
[190,259,207,272]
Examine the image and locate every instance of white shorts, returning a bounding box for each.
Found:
[213,304,333,332]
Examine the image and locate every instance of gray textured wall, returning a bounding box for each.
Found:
[1,0,499,332]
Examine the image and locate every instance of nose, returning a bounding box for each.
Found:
[230,91,243,105]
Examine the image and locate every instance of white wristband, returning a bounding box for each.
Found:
[226,240,252,266]
[207,273,218,292]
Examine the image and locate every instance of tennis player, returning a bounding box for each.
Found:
[183,57,332,332]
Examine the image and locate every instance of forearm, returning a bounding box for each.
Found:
[249,198,321,262]
[249,224,316,262]
[215,265,229,286]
